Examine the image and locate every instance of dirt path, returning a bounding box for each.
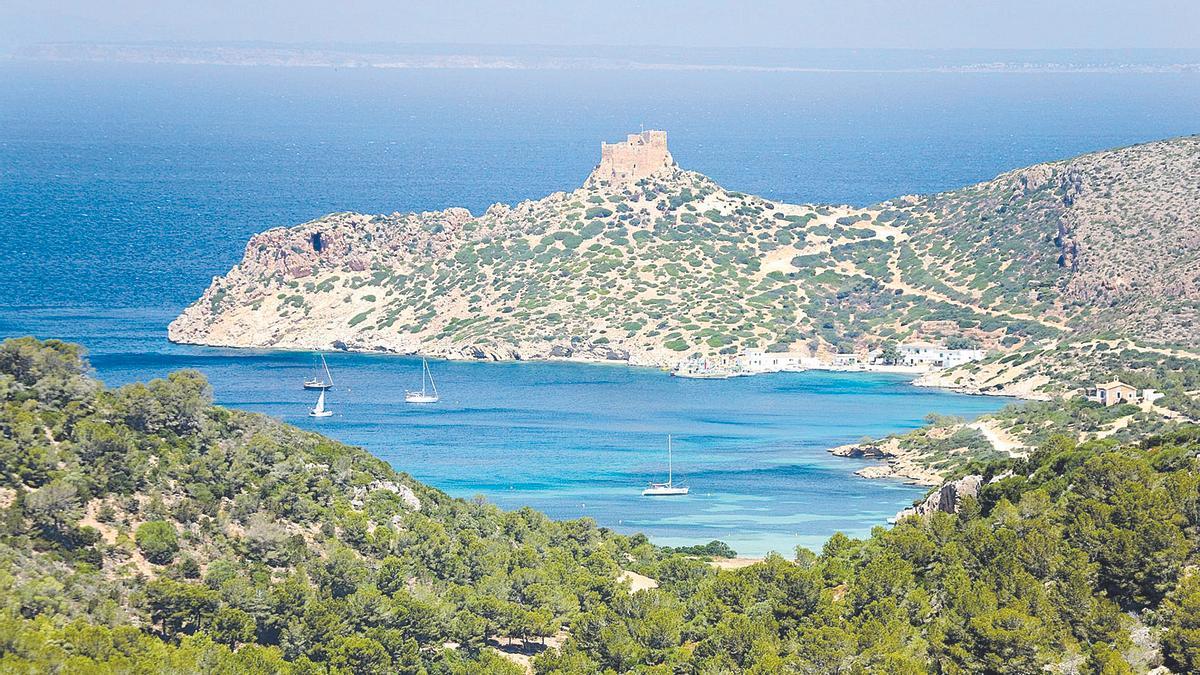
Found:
[1084,339,1200,361]
[968,418,1027,457]
[708,557,763,570]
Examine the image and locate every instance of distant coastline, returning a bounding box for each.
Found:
[10,43,1200,73]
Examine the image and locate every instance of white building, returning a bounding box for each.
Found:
[737,349,819,373]
[1085,381,1165,407]
[831,353,860,367]
[898,342,986,369]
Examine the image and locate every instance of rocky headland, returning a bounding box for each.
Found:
[171,132,1200,408]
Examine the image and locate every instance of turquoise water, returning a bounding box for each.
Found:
[4,63,1195,553]
[3,307,1005,555]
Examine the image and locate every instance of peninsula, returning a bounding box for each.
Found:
[172,131,1200,404]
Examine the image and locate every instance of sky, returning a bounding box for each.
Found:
[2,0,1199,52]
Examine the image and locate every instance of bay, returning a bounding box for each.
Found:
[5,62,1194,553]
[3,306,1004,555]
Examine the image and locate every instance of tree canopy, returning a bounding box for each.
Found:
[0,337,1197,673]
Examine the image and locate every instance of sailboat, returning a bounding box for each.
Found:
[642,435,689,496]
[308,389,333,417]
[303,354,334,390]
[405,358,439,404]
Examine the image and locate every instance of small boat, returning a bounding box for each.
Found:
[309,390,333,417]
[671,357,738,379]
[405,358,439,404]
[643,435,689,496]
[303,354,334,390]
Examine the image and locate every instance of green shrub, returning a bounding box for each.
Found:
[135,520,179,564]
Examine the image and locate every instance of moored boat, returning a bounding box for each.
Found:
[643,435,689,496]
[303,353,334,390]
[405,358,440,404]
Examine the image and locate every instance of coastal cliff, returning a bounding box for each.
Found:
[171,133,1200,400]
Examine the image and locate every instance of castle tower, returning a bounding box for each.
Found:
[589,130,673,185]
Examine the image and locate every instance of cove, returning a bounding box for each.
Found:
[66,317,1009,556]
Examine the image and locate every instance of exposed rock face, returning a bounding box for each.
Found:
[910,136,1200,348]
[829,438,946,486]
[351,480,421,512]
[1054,142,1199,341]
[895,474,983,521]
[170,134,1200,387]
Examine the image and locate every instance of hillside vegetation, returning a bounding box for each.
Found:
[3,337,1200,673]
[170,135,1200,400]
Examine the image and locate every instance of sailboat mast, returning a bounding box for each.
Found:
[668,435,673,485]
[321,354,333,385]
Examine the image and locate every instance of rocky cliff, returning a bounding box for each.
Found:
[894,474,984,520]
[171,134,1200,394]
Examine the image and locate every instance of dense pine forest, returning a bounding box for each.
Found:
[1,337,1198,673]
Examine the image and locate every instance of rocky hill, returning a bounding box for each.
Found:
[170,133,1200,397]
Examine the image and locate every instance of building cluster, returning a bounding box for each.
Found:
[732,341,987,375]
[895,342,987,368]
[737,350,823,373]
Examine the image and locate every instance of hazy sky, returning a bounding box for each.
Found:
[3,0,1199,51]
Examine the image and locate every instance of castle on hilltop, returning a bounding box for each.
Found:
[592,130,673,184]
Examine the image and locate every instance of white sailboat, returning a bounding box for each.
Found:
[405,358,439,404]
[303,353,334,390]
[643,435,689,496]
[308,389,333,417]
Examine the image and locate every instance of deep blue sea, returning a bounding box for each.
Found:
[2,63,1197,554]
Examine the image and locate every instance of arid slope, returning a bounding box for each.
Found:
[171,135,1200,397]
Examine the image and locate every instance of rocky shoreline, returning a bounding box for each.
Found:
[167,328,681,370]
[913,364,1054,401]
[828,439,946,487]
[170,326,1051,401]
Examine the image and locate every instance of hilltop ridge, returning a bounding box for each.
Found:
[170,133,1200,400]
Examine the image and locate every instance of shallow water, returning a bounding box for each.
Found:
[5,307,1009,555]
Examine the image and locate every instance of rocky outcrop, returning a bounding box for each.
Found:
[828,439,944,486]
[894,474,983,521]
[351,480,421,512]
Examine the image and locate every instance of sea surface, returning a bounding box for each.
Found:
[2,62,1197,554]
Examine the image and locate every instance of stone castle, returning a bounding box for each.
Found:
[590,130,673,184]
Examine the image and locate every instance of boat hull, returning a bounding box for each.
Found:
[303,382,332,390]
[642,486,689,496]
[672,373,731,379]
[405,393,439,404]
[308,411,333,418]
